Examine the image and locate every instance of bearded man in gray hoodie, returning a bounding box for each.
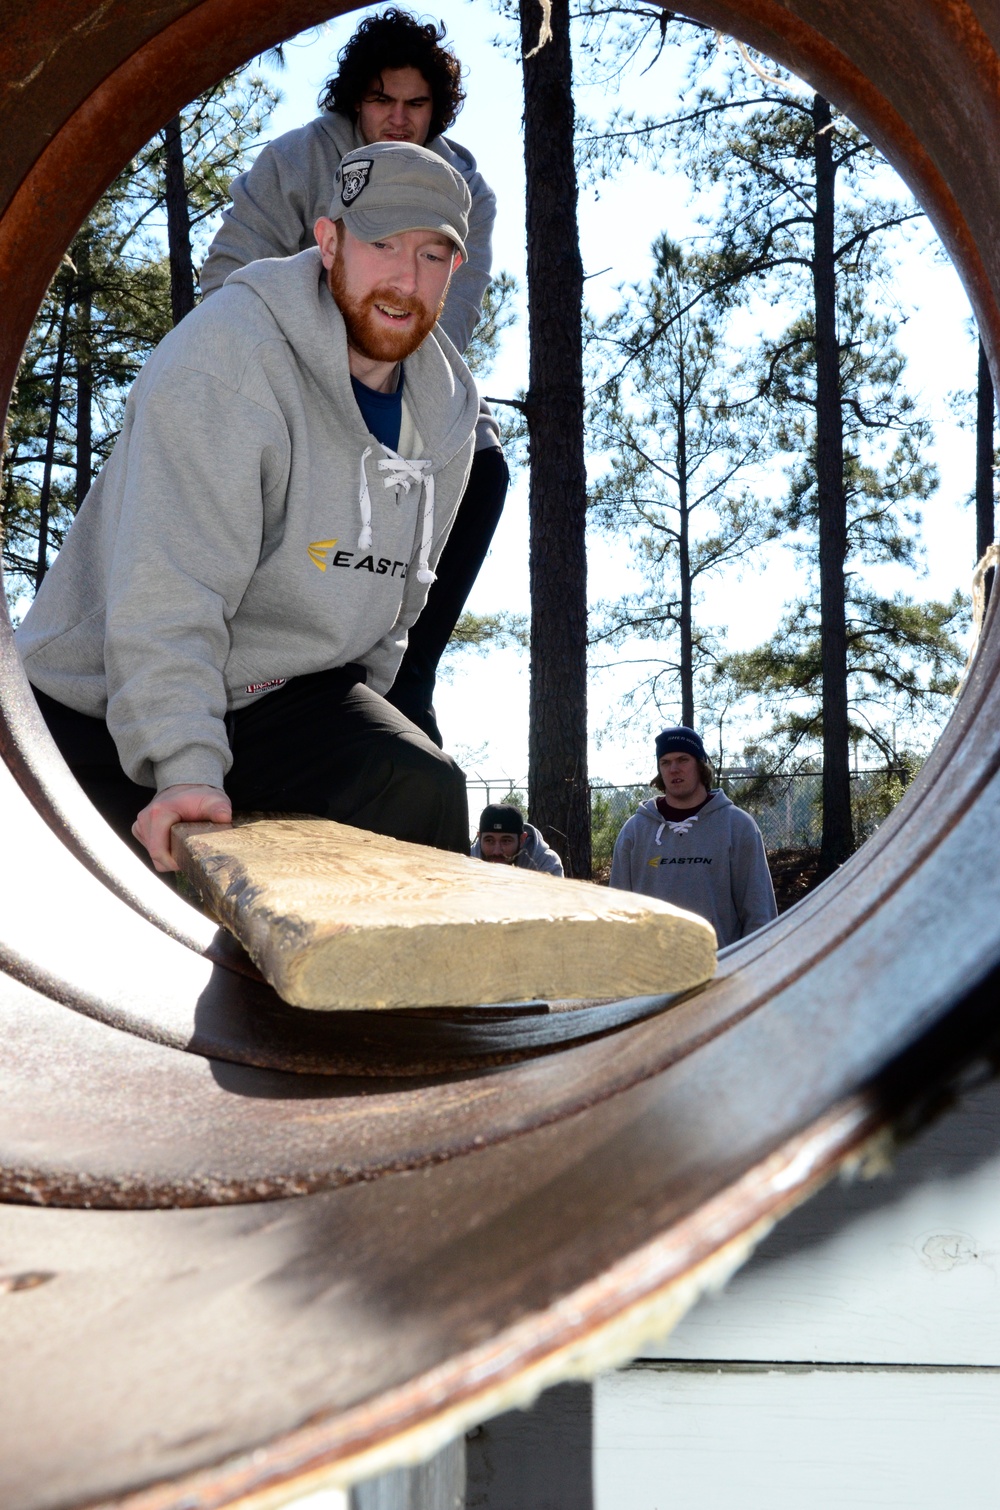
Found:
[200,9,506,748]
[610,727,778,948]
[17,143,480,873]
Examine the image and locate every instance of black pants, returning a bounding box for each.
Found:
[386,445,509,746]
[35,667,470,859]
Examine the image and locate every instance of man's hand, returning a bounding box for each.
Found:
[132,784,232,872]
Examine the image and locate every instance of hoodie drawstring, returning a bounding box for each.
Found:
[664,813,701,838]
[654,820,665,846]
[357,446,373,551]
[357,447,437,583]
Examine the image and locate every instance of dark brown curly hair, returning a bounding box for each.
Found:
[319,9,466,141]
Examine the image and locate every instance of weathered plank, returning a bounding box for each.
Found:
[170,818,717,1011]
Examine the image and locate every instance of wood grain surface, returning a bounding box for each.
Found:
[171,818,717,1010]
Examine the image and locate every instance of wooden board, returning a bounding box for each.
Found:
[170,818,717,1011]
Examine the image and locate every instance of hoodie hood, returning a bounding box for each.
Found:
[470,822,564,877]
[225,249,480,584]
[226,248,480,470]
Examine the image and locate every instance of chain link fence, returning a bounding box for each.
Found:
[467,768,913,863]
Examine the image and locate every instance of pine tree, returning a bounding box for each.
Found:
[2,67,277,609]
[580,27,950,873]
[587,235,775,731]
[975,337,996,604]
[2,261,84,605]
[689,80,954,870]
[517,0,591,877]
[125,68,280,324]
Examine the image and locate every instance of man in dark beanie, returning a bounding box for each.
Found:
[610,727,776,947]
[471,803,564,876]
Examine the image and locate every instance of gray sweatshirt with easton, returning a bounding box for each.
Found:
[200,112,499,451]
[17,248,479,793]
[609,792,777,948]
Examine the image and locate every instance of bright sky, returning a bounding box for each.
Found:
[255,4,980,788]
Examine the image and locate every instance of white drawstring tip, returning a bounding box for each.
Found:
[357,526,373,550]
[416,567,437,584]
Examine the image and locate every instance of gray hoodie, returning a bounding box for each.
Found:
[470,822,564,876]
[17,248,479,793]
[609,792,777,948]
[200,113,499,451]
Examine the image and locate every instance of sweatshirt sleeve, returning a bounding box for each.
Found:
[609,822,635,891]
[103,364,287,791]
[200,145,314,298]
[730,815,778,939]
[432,137,496,355]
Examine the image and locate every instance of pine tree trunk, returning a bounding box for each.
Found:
[74,232,93,511]
[812,94,854,875]
[677,348,694,727]
[976,336,995,606]
[164,115,196,325]
[36,276,73,590]
[519,0,591,878]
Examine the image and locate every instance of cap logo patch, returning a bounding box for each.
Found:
[341,160,373,205]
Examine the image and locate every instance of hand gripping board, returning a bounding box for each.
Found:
[171,817,717,1011]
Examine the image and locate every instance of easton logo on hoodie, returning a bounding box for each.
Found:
[308,538,409,577]
[308,538,338,571]
[648,855,713,866]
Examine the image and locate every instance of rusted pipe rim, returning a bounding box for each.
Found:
[4,4,1000,1507]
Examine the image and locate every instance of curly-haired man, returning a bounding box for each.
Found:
[319,7,465,139]
[201,10,507,748]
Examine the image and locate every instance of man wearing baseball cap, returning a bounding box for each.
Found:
[18,141,480,872]
[610,727,777,947]
[471,803,564,876]
[201,10,508,749]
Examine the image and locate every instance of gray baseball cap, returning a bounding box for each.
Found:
[330,142,470,259]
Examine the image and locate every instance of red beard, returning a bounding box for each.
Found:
[328,248,442,363]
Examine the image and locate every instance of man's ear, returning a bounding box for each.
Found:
[314,216,340,269]
[452,249,464,271]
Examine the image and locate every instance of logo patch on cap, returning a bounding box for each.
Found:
[341,159,373,205]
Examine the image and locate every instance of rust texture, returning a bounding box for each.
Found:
[3,2,1000,1506]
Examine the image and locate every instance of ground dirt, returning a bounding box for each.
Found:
[766,847,824,913]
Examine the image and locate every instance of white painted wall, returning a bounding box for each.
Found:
[646,1075,1000,1366]
[595,1364,1000,1509]
[590,1075,1000,1510]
